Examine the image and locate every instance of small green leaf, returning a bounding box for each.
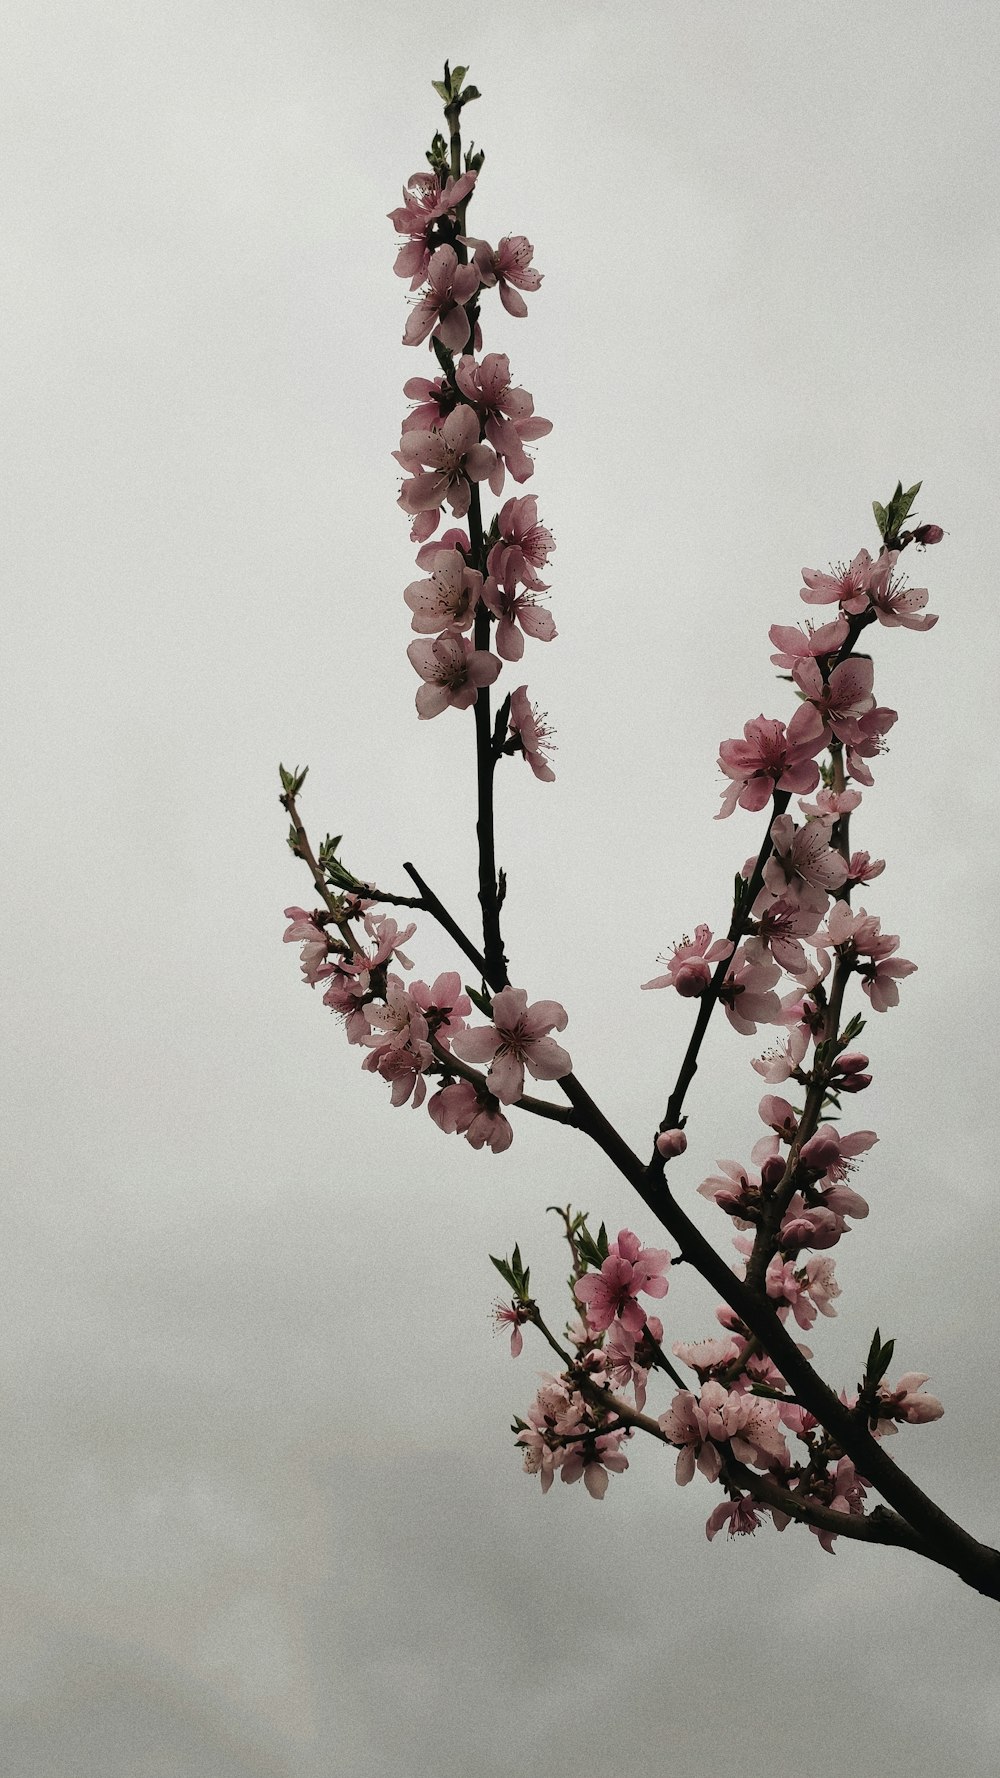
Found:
[872,501,888,539]
[490,1253,517,1293]
[464,982,494,1018]
[873,1337,895,1383]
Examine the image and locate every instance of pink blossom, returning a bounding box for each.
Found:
[388,169,478,287]
[874,1373,944,1430]
[745,895,824,978]
[396,405,498,520]
[487,494,554,592]
[797,787,862,819]
[427,1079,513,1153]
[768,616,848,670]
[454,352,552,489]
[507,685,556,781]
[763,813,847,903]
[698,1159,762,1226]
[493,1301,530,1358]
[559,1431,630,1499]
[792,654,875,742]
[845,703,897,787]
[407,972,471,1048]
[414,525,470,569]
[482,576,557,661]
[407,626,501,719]
[751,1021,809,1084]
[656,1128,688,1159]
[604,1316,663,1411]
[717,705,829,817]
[401,374,455,434]
[671,1336,740,1376]
[800,548,875,613]
[847,849,885,886]
[817,904,916,1011]
[464,234,543,316]
[283,906,331,986]
[402,245,480,351]
[574,1229,671,1337]
[449,986,571,1104]
[719,945,783,1035]
[659,1390,723,1485]
[321,965,371,1045]
[642,924,734,997]
[866,551,938,630]
[706,1496,764,1540]
[404,549,483,634]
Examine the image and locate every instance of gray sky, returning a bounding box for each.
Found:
[5,2,1000,1773]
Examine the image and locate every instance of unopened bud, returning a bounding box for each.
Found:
[912,523,944,546]
[656,1128,687,1159]
[835,1051,869,1074]
[673,959,711,997]
[760,1154,787,1189]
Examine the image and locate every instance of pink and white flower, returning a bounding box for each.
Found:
[449,986,571,1104]
[407,626,501,718]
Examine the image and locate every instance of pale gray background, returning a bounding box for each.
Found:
[5,2,1000,1774]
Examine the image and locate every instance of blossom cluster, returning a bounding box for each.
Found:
[282,69,954,1576]
[283,901,573,1153]
[505,524,944,1544]
[389,147,558,780]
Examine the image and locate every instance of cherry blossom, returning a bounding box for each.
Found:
[642,925,734,997]
[449,986,571,1104]
[454,352,552,489]
[407,626,501,718]
[396,404,498,519]
[482,576,556,660]
[388,169,478,287]
[507,684,556,781]
[487,493,554,592]
[768,615,849,670]
[464,234,543,316]
[574,1229,671,1336]
[427,1079,513,1153]
[865,552,938,630]
[404,549,483,634]
[402,244,480,350]
[717,705,829,817]
[800,548,875,613]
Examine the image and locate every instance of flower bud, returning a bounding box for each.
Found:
[673,959,711,997]
[835,1051,869,1074]
[761,1153,787,1189]
[656,1127,688,1159]
[912,523,944,546]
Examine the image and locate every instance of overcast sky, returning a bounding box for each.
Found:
[5,2,1000,1773]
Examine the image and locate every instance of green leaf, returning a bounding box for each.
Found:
[873,1337,895,1383]
[451,65,467,87]
[490,1253,518,1293]
[866,1327,882,1375]
[464,982,494,1018]
[872,501,888,539]
[462,86,480,103]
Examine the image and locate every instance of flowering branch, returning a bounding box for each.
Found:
[279,65,998,1602]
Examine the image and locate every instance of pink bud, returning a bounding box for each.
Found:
[837,1072,872,1093]
[835,1052,869,1074]
[656,1128,688,1159]
[673,959,712,997]
[761,1154,787,1189]
[912,523,943,546]
[798,1131,841,1170]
